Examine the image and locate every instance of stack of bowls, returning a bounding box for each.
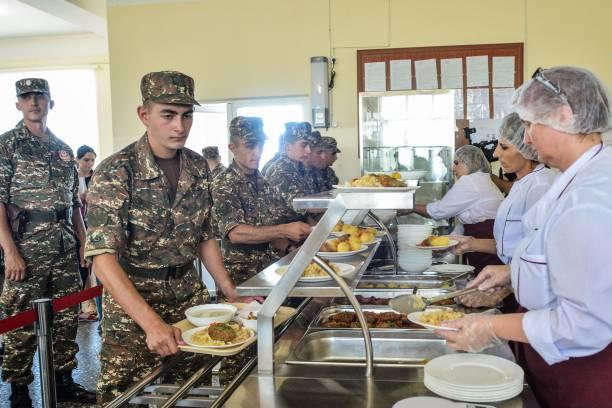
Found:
[397,224,433,272]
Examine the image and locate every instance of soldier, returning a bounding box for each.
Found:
[318,136,341,191]
[211,116,311,383]
[212,116,311,288]
[202,146,225,179]
[303,131,328,194]
[85,71,252,403]
[0,78,95,406]
[264,122,321,224]
[261,122,292,177]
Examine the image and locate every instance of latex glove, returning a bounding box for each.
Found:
[456,286,512,308]
[449,235,474,256]
[436,314,503,353]
[467,264,511,291]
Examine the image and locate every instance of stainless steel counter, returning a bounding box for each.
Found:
[221,299,540,408]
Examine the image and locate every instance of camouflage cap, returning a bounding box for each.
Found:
[140,70,200,106]
[285,121,320,145]
[229,116,266,144]
[319,136,341,153]
[202,146,220,159]
[16,78,50,97]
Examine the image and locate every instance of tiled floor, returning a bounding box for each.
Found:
[0,321,101,408]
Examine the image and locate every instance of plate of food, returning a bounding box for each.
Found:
[276,261,356,283]
[333,173,417,192]
[182,322,254,348]
[416,236,459,250]
[407,309,465,331]
[331,222,378,243]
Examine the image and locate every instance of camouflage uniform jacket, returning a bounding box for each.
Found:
[210,163,226,180]
[264,154,310,223]
[304,168,322,195]
[261,153,281,177]
[85,134,213,269]
[211,161,278,283]
[318,167,339,192]
[0,120,80,251]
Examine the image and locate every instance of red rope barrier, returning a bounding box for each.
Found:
[0,285,103,335]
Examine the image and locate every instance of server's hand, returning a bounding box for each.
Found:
[145,320,184,356]
[5,250,26,281]
[450,235,474,255]
[437,314,503,352]
[468,264,511,291]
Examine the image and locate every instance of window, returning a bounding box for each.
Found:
[0,68,100,157]
[189,97,309,169]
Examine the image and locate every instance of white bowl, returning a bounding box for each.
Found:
[399,259,432,273]
[239,316,258,332]
[185,304,237,327]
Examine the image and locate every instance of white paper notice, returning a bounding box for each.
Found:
[471,118,503,143]
[493,88,516,119]
[467,88,490,120]
[415,59,438,90]
[365,62,386,91]
[466,55,489,87]
[493,57,515,87]
[390,59,412,90]
[441,58,463,89]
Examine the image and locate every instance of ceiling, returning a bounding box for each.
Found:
[0,0,106,39]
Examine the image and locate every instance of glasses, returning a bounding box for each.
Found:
[531,67,569,101]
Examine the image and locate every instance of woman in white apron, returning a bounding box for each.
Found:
[412,145,504,273]
[452,113,556,309]
[437,66,612,408]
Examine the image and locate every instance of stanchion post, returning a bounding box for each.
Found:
[32,298,57,408]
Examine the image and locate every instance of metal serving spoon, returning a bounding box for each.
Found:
[389,287,480,314]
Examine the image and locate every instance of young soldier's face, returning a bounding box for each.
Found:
[138,102,193,156]
[230,138,263,173]
[305,147,327,169]
[322,150,337,166]
[16,93,53,123]
[286,140,311,163]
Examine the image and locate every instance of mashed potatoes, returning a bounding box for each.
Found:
[419,309,464,326]
[191,322,251,347]
[277,261,341,278]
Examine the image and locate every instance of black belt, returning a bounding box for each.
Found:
[119,259,193,280]
[222,241,269,252]
[26,208,70,223]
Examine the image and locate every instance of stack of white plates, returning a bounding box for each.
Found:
[397,224,433,272]
[397,224,433,246]
[398,247,432,272]
[424,354,524,403]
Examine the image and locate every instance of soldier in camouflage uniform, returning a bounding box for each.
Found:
[304,131,327,194]
[261,122,293,177]
[317,136,341,191]
[0,78,95,406]
[202,146,226,179]
[264,122,322,224]
[85,71,248,404]
[211,116,311,383]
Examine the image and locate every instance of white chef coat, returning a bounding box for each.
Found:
[493,164,557,264]
[511,143,612,365]
[426,171,504,225]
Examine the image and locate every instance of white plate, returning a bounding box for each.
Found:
[392,396,460,408]
[276,263,356,283]
[182,325,255,349]
[317,244,368,258]
[407,311,462,331]
[428,264,475,275]
[415,239,459,250]
[333,185,418,192]
[425,353,524,391]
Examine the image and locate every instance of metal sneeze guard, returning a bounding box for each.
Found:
[256,190,415,377]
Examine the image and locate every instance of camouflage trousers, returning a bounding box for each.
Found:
[1,245,80,385]
[97,267,213,405]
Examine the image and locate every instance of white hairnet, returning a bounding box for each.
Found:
[499,113,538,161]
[455,145,491,174]
[513,66,611,134]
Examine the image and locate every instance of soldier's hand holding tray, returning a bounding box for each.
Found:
[4,249,27,281]
[284,221,312,242]
[145,318,185,356]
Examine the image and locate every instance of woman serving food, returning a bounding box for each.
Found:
[437,66,612,408]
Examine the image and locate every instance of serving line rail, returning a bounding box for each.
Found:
[253,190,416,378]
